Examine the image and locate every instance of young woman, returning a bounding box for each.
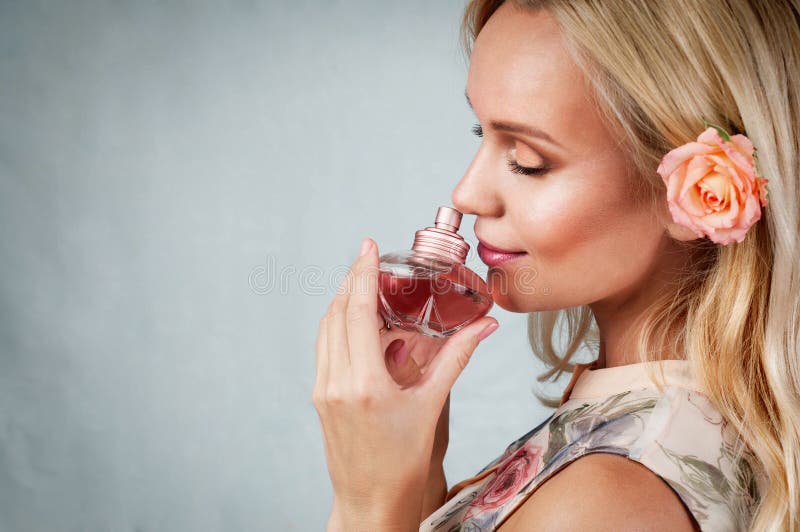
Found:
[313,1,799,530]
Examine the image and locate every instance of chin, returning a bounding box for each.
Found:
[485,270,566,313]
[488,291,557,313]
[483,261,535,310]
[486,277,535,313]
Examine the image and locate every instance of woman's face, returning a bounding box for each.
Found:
[454,3,673,313]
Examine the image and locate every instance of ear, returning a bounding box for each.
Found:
[654,197,703,242]
[665,221,704,242]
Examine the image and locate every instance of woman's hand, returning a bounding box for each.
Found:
[383,333,452,522]
[313,237,499,531]
[381,328,447,387]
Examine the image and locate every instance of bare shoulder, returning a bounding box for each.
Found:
[497,452,700,532]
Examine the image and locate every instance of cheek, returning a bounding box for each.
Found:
[516,177,661,283]
[516,180,620,258]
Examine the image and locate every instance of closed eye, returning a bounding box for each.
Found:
[507,159,549,176]
[473,123,548,176]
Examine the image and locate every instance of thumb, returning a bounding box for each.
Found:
[417,318,499,398]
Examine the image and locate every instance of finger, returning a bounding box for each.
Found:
[415,318,499,400]
[325,259,357,390]
[346,238,390,384]
[314,311,329,398]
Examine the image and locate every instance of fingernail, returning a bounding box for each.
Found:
[359,238,372,257]
[477,321,499,341]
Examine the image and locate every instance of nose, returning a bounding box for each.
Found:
[451,147,503,217]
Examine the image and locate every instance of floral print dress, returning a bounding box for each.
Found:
[419,359,765,532]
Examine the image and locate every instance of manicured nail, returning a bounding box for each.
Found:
[359,238,372,257]
[477,321,499,341]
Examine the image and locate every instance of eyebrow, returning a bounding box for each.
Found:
[465,89,564,149]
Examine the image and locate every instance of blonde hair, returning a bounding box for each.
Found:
[460,1,800,530]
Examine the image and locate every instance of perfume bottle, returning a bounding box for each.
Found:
[377,206,494,338]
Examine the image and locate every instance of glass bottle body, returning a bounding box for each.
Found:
[377,249,493,338]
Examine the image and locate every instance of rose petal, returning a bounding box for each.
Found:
[709,225,748,245]
[697,126,725,146]
[700,173,732,212]
[678,171,710,217]
[718,138,756,181]
[730,133,755,159]
[706,154,746,193]
[741,193,762,227]
[668,199,704,236]
[757,178,769,206]
[702,182,739,229]
[657,141,716,180]
[685,156,713,188]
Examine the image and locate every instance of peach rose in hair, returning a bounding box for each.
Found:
[657,125,769,245]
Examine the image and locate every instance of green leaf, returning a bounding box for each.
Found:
[710,124,731,142]
[712,125,731,143]
[701,118,732,143]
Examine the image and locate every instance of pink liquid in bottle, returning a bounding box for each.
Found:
[377,206,493,338]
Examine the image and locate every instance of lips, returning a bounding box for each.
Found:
[477,239,524,255]
[476,240,527,267]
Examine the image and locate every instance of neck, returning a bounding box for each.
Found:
[591,237,694,369]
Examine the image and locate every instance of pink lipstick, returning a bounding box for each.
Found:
[477,240,527,267]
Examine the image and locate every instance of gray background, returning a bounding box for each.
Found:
[0,1,576,530]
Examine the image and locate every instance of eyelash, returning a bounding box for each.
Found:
[471,123,549,177]
[507,159,548,176]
